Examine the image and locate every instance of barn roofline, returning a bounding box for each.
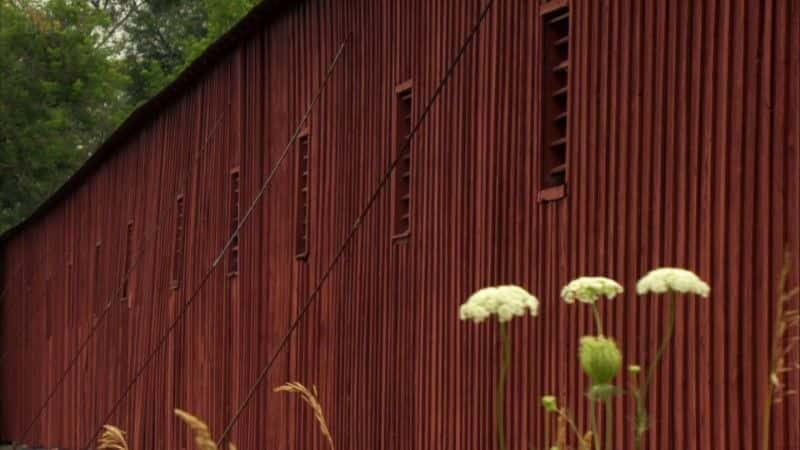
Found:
[0,0,291,243]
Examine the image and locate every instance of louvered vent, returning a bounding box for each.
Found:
[171,195,186,288]
[540,1,570,194]
[393,81,413,239]
[229,169,241,275]
[295,134,310,259]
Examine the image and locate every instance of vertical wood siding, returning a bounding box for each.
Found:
[2,1,799,449]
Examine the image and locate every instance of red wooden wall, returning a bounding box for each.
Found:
[2,0,799,449]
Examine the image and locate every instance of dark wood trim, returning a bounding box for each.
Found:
[540,0,568,16]
[391,230,411,242]
[395,79,414,94]
[537,184,567,203]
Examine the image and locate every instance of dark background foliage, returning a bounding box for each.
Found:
[0,0,257,232]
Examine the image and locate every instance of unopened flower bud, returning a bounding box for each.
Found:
[541,395,558,412]
[579,336,622,386]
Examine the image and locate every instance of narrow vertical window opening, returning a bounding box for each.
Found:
[229,169,241,276]
[94,241,102,278]
[393,80,413,239]
[295,132,310,259]
[171,195,186,289]
[94,241,102,295]
[121,221,134,302]
[539,1,570,201]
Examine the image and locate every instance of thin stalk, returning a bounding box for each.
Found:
[555,409,585,449]
[545,415,550,450]
[496,322,511,450]
[592,303,605,336]
[761,386,773,450]
[605,399,613,450]
[589,399,602,450]
[629,381,642,448]
[635,293,677,450]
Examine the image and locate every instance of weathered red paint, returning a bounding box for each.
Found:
[2,1,799,449]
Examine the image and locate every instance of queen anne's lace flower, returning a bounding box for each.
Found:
[636,267,710,297]
[459,285,540,323]
[561,276,624,304]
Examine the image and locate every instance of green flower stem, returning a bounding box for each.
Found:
[634,293,677,450]
[630,385,642,448]
[591,303,605,336]
[496,322,511,450]
[589,399,602,450]
[605,399,613,450]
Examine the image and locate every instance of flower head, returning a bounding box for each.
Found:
[627,364,641,375]
[636,268,710,297]
[541,395,558,413]
[561,276,624,304]
[579,336,622,386]
[459,285,539,323]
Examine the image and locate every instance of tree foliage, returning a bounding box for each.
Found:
[96,0,258,106]
[0,0,258,232]
[0,0,128,230]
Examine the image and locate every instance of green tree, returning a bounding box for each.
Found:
[108,0,258,106]
[180,0,258,63]
[0,0,258,232]
[0,0,129,231]
[114,0,206,104]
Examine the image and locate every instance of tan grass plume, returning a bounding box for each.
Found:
[762,251,800,450]
[97,425,129,450]
[582,430,594,450]
[274,382,335,450]
[174,409,236,450]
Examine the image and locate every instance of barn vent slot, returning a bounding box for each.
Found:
[121,221,134,303]
[539,1,570,197]
[171,195,186,289]
[229,169,241,275]
[295,133,310,259]
[393,81,413,240]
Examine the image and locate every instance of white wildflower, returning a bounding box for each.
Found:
[459,285,540,323]
[561,276,624,304]
[636,267,710,297]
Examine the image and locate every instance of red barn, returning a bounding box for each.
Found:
[2,0,799,449]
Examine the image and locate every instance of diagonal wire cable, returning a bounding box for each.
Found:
[80,33,352,450]
[216,0,494,444]
[17,98,232,443]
